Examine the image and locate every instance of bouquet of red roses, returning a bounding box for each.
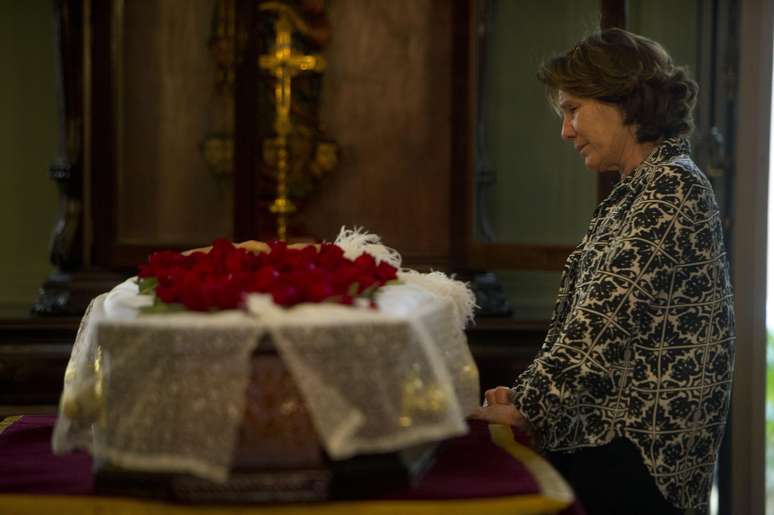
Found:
[137,239,398,312]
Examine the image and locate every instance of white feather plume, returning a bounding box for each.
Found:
[398,270,477,330]
[334,227,476,329]
[334,226,402,268]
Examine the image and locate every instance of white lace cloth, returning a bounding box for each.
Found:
[52,273,480,482]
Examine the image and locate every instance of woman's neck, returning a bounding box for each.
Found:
[619,140,659,178]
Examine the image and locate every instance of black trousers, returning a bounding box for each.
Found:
[544,438,691,515]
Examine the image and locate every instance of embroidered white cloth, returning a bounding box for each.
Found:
[52,270,479,483]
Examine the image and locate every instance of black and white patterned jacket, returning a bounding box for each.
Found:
[511,137,735,509]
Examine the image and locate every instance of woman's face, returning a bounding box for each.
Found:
[557,90,639,173]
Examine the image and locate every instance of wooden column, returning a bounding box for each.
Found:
[597,0,627,202]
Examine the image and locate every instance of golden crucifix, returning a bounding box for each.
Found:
[258,2,326,241]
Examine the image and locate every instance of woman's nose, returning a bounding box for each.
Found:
[561,117,575,140]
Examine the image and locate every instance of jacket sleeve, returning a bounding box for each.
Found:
[511,166,711,441]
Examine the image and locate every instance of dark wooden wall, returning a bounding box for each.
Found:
[303,0,453,266]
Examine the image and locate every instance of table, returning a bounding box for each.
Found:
[0,416,582,514]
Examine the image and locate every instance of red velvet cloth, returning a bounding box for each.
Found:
[0,416,583,514]
[386,419,540,499]
[0,416,92,495]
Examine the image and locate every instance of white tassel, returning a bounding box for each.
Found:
[334,226,402,268]
[398,270,477,330]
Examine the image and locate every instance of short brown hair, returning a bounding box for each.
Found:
[537,28,698,142]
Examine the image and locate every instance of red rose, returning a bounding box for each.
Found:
[267,241,289,265]
[319,243,345,269]
[331,264,360,291]
[179,272,211,311]
[307,281,334,302]
[138,239,395,310]
[270,283,300,306]
[353,253,376,272]
[376,261,398,281]
[155,282,178,304]
[355,275,377,293]
[213,276,242,310]
[253,265,279,292]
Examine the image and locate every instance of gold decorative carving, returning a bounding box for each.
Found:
[258,2,328,241]
[461,363,479,386]
[202,0,240,178]
[399,366,448,428]
[200,0,337,238]
[201,134,234,178]
[62,345,105,424]
[211,0,239,92]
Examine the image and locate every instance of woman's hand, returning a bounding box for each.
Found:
[468,386,527,428]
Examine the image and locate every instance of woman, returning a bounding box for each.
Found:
[471,29,735,515]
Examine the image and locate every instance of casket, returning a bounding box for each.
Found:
[53,270,479,503]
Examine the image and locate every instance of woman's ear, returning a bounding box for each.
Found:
[626,123,640,140]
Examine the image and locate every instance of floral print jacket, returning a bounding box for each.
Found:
[512,137,735,509]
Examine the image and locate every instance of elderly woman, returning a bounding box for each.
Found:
[471,29,735,515]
